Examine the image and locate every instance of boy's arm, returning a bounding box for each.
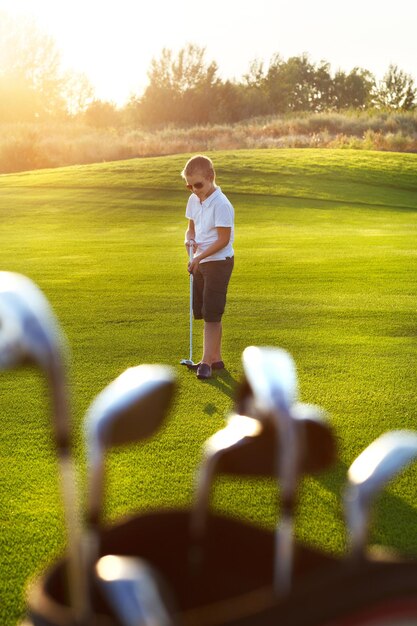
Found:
[185,219,197,251]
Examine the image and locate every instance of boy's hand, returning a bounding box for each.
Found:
[185,239,197,253]
[188,257,200,274]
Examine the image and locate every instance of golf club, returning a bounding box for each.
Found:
[180,242,196,367]
[0,272,85,622]
[95,555,176,626]
[219,402,335,477]
[190,412,263,561]
[84,364,176,570]
[242,346,300,597]
[190,402,335,574]
[345,429,417,562]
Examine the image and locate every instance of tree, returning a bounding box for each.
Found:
[63,71,95,116]
[240,59,270,118]
[373,64,416,110]
[0,13,62,120]
[310,61,333,111]
[137,44,220,126]
[243,59,266,89]
[331,68,375,110]
[84,100,121,128]
[0,12,94,121]
[265,53,334,113]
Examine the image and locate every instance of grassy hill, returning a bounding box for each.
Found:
[0,148,416,625]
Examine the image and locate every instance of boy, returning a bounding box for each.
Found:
[182,155,235,380]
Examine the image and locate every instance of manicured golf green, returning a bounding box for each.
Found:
[0,148,416,625]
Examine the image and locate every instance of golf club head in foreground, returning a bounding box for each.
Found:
[190,404,336,568]
[95,555,176,626]
[345,430,417,561]
[0,271,70,447]
[217,402,336,478]
[240,346,300,499]
[190,413,263,550]
[85,364,176,542]
[242,346,301,596]
[242,346,298,417]
[0,272,86,621]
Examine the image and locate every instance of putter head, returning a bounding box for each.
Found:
[345,430,417,559]
[85,364,176,527]
[180,359,194,367]
[95,555,176,626]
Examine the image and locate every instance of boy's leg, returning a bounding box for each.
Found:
[198,258,233,372]
[202,321,222,365]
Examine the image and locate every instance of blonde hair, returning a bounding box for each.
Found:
[181,155,215,180]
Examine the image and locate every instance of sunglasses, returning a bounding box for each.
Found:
[186,181,205,190]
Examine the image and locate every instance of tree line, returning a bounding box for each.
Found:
[1,13,416,129]
[128,45,416,128]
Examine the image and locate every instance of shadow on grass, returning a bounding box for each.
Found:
[183,367,240,416]
[204,403,217,416]
[205,368,241,400]
[184,366,240,400]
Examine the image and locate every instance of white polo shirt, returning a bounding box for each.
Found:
[185,187,234,263]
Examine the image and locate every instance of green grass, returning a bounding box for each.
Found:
[0,148,416,624]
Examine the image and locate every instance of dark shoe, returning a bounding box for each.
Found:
[188,360,225,371]
[197,363,212,379]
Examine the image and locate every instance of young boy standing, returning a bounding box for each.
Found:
[182,155,235,380]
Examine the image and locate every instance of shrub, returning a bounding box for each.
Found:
[1,110,417,173]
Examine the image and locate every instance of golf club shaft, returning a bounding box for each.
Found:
[275,513,293,597]
[274,414,298,597]
[50,368,89,623]
[59,454,89,623]
[189,245,193,362]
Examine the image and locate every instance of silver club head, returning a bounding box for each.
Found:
[85,364,176,527]
[95,555,176,626]
[180,359,195,366]
[205,404,333,477]
[242,346,298,416]
[0,271,69,447]
[242,346,300,597]
[0,271,65,370]
[191,405,331,543]
[0,272,86,620]
[290,402,327,423]
[191,413,263,545]
[345,430,417,560]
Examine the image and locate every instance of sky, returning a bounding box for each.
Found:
[1,0,417,106]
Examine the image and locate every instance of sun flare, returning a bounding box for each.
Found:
[0,0,416,107]
[0,0,162,104]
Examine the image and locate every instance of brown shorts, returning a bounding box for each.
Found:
[193,257,234,323]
